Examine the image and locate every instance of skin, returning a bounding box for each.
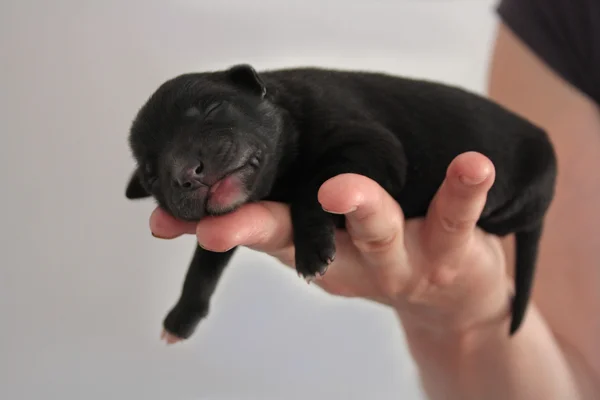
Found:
[148,23,600,399]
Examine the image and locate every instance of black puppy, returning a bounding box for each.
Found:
[125,64,557,343]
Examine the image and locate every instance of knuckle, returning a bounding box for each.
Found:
[353,231,398,254]
[353,205,378,223]
[426,264,459,288]
[439,215,475,234]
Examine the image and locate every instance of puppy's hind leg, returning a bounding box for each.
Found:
[478,206,545,336]
[509,224,543,335]
[162,245,236,344]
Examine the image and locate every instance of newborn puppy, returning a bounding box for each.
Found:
[125,64,557,343]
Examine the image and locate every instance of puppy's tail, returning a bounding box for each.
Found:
[510,224,543,335]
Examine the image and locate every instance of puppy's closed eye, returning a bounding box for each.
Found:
[183,102,222,119]
[203,101,222,117]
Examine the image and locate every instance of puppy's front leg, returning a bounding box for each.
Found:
[162,245,236,342]
[290,196,338,281]
[291,138,407,280]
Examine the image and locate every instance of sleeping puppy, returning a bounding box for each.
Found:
[125,64,557,343]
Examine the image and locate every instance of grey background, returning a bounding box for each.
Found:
[0,1,498,399]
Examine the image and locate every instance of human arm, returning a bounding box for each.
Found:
[149,149,593,399]
[485,20,600,398]
[146,12,600,397]
[387,20,600,399]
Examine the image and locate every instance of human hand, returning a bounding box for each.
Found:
[150,151,511,335]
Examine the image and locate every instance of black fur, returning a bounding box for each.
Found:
[125,64,557,340]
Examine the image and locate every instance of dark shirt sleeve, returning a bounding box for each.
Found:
[496,0,600,105]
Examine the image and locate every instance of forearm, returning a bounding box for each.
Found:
[398,304,586,400]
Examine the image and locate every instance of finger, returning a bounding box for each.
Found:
[422,151,495,265]
[195,201,294,259]
[318,173,405,265]
[149,207,197,239]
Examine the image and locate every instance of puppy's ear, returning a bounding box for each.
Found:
[226,64,267,98]
[125,169,151,199]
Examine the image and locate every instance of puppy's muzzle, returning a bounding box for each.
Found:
[174,160,206,191]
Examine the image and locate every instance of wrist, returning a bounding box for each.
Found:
[395,293,515,388]
[399,304,512,353]
[393,275,513,339]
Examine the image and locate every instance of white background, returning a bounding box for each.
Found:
[1,1,498,399]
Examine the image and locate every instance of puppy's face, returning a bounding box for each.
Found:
[125,64,284,221]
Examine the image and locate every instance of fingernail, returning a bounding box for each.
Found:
[196,228,230,252]
[322,206,357,214]
[151,232,170,240]
[459,174,487,186]
[197,241,234,252]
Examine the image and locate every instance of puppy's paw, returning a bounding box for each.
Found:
[162,302,208,343]
[294,231,336,281]
[161,329,184,345]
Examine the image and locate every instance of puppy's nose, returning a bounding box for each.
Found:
[175,162,205,190]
